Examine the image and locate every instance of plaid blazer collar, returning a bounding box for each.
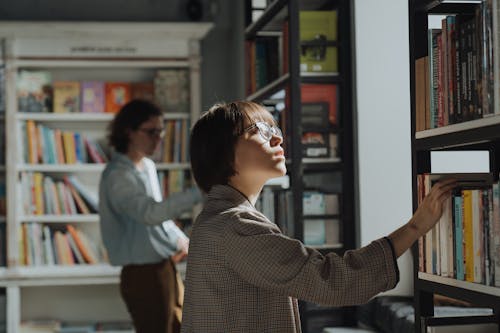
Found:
[207,184,255,209]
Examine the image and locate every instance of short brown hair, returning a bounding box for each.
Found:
[190,101,274,193]
[108,99,163,153]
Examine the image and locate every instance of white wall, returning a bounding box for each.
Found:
[354,0,414,295]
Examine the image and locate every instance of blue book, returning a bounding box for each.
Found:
[454,194,464,280]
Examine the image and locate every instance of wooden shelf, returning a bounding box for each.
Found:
[245,0,288,39]
[415,116,500,150]
[17,112,189,121]
[0,264,121,287]
[418,0,481,14]
[246,73,290,102]
[17,164,105,172]
[19,214,99,223]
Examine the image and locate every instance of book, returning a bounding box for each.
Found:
[66,225,98,264]
[301,84,338,125]
[131,82,155,102]
[16,70,52,113]
[299,11,338,73]
[104,82,131,114]
[53,81,80,113]
[154,69,190,113]
[80,81,104,113]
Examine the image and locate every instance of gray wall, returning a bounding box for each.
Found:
[0,0,245,112]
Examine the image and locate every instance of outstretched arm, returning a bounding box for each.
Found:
[388,178,457,257]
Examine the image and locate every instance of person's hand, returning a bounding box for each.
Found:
[409,178,457,237]
[171,237,189,263]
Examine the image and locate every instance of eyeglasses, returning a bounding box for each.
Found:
[243,121,283,141]
[138,127,166,138]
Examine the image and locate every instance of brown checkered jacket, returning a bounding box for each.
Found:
[181,185,398,333]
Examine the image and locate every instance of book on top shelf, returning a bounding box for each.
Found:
[104,82,131,114]
[131,82,155,102]
[81,81,105,113]
[16,70,52,113]
[53,81,80,113]
[154,69,190,113]
[299,10,338,73]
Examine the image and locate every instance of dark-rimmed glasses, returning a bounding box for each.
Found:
[243,121,282,141]
[138,127,166,138]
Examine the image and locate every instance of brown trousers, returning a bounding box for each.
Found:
[120,258,184,333]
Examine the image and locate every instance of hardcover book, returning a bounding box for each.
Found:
[154,69,190,113]
[301,84,338,125]
[53,81,80,113]
[105,82,131,114]
[16,70,52,113]
[81,81,104,113]
[299,10,338,73]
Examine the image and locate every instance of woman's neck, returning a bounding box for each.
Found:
[228,177,264,206]
[126,149,144,169]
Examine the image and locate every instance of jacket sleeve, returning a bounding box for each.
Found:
[223,212,399,307]
[104,168,201,226]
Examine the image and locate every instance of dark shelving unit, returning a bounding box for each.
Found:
[245,0,356,331]
[409,0,500,332]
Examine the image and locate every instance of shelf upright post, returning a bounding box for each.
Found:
[287,0,303,245]
[3,37,20,268]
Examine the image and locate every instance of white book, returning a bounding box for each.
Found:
[42,225,54,265]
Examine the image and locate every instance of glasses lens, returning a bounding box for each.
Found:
[256,122,272,141]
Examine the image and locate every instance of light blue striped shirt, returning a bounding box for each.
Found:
[99,152,201,266]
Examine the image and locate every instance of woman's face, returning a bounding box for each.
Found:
[128,116,164,157]
[233,109,286,183]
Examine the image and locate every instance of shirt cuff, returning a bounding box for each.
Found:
[384,236,400,284]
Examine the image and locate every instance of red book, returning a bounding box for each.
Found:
[301,84,338,125]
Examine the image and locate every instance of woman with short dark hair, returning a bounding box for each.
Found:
[181,101,455,333]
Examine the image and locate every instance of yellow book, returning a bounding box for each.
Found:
[53,81,80,113]
[62,131,76,164]
[462,190,474,282]
[33,172,44,215]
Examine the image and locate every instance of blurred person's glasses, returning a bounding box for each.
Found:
[243,121,282,142]
[138,127,165,138]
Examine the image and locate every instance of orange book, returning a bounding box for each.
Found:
[301,84,338,125]
[33,172,44,215]
[25,120,37,163]
[66,225,97,264]
[105,82,131,113]
[63,177,90,214]
[462,190,474,282]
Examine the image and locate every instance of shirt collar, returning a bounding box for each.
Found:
[207,184,255,209]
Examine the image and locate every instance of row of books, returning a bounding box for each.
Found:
[158,170,191,199]
[417,174,500,287]
[20,173,97,216]
[22,120,107,165]
[415,3,498,131]
[150,119,190,163]
[16,68,190,114]
[19,223,103,266]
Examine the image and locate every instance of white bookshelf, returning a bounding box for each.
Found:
[0,21,213,332]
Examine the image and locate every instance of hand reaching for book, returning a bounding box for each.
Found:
[410,178,457,236]
[388,178,457,258]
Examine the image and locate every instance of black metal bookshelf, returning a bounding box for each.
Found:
[409,0,500,331]
[245,0,356,331]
